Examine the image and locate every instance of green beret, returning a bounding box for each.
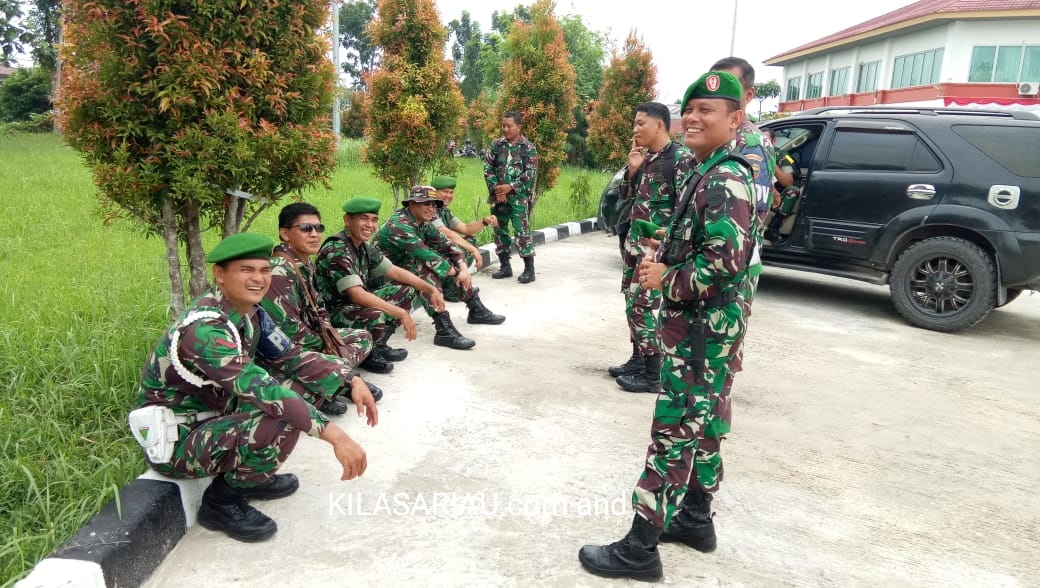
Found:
[681,71,743,109]
[431,175,456,190]
[205,233,274,264]
[342,197,382,215]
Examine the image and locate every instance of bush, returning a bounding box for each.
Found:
[0,112,54,135]
[0,68,52,122]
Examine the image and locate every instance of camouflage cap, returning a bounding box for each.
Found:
[431,175,456,190]
[681,71,743,108]
[205,232,274,264]
[404,185,443,207]
[342,197,382,215]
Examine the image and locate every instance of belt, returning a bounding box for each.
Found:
[173,411,219,425]
[663,290,738,311]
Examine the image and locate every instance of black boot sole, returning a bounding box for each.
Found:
[360,359,394,374]
[434,337,476,350]
[577,548,663,582]
[607,365,644,378]
[491,272,512,279]
[197,505,278,543]
[615,376,661,394]
[468,315,506,325]
[659,533,717,552]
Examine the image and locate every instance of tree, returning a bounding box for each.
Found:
[60,0,337,315]
[448,12,483,104]
[27,0,60,71]
[364,0,464,203]
[558,14,606,167]
[0,67,51,122]
[753,80,781,121]
[587,32,657,170]
[342,89,368,139]
[339,0,380,90]
[496,0,576,198]
[0,0,33,66]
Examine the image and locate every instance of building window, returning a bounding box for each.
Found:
[855,61,879,92]
[786,76,801,101]
[891,48,943,89]
[969,45,1040,82]
[806,72,823,99]
[829,67,850,95]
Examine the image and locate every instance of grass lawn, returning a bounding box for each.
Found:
[0,132,609,585]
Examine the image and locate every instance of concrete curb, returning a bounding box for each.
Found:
[16,217,603,588]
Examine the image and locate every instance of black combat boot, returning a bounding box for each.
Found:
[492,253,512,279]
[608,342,646,377]
[375,325,408,362]
[360,346,394,374]
[659,486,716,552]
[517,255,535,284]
[234,473,299,501]
[351,379,383,403]
[578,514,663,582]
[616,354,662,393]
[197,475,278,542]
[318,397,348,416]
[432,312,476,350]
[465,292,506,325]
[764,211,787,243]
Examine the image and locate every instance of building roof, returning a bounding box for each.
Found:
[765,0,1040,65]
[0,65,17,77]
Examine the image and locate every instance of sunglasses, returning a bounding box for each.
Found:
[292,223,325,233]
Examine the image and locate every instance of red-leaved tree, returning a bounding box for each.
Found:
[587,32,657,170]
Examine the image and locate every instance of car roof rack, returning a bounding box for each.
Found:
[799,106,1039,121]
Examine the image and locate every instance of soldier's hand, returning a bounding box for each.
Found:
[494,184,512,198]
[638,259,666,290]
[456,265,472,289]
[485,215,500,229]
[429,289,446,313]
[349,376,378,427]
[320,424,368,480]
[399,312,418,340]
[470,248,484,269]
[626,138,646,175]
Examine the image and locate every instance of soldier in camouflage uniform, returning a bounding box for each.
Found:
[315,197,447,362]
[133,233,376,543]
[483,111,539,283]
[375,186,505,350]
[580,72,756,581]
[609,102,696,394]
[261,203,388,409]
[429,175,500,285]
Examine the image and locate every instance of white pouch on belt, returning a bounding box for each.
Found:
[128,405,179,464]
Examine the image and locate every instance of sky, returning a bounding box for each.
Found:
[434,0,916,109]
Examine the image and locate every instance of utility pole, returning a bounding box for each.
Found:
[730,0,739,56]
[331,0,341,145]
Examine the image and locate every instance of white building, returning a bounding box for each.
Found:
[766,0,1040,113]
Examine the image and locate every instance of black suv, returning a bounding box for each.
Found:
[760,106,1039,332]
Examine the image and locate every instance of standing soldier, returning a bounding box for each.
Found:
[131,233,375,543]
[429,175,499,281]
[608,102,696,394]
[484,111,539,284]
[315,197,447,361]
[375,186,506,350]
[261,202,386,409]
[578,72,758,581]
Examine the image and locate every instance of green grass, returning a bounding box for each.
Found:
[0,133,610,585]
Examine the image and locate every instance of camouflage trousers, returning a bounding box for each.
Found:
[414,264,474,316]
[459,235,480,268]
[621,240,661,356]
[776,185,801,215]
[300,326,373,369]
[492,197,533,257]
[328,282,422,342]
[150,409,300,487]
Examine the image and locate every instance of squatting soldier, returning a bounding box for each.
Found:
[430,175,500,286]
[315,197,447,363]
[579,72,758,581]
[375,186,506,350]
[609,102,696,394]
[131,233,375,543]
[261,203,387,409]
[484,111,539,284]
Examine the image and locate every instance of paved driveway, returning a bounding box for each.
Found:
[145,231,1040,587]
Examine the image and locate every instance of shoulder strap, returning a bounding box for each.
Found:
[273,251,323,319]
[661,142,678,195]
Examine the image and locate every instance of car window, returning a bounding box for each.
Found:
[952,124,1040,178]
[825,130,917,171]
[909,141,942,172]
[768,124,824,172]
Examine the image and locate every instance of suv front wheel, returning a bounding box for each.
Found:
[890,237,997,332]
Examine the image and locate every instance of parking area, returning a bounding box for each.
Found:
[144,231,1040,587]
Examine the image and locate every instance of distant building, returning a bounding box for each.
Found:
[0,65,16,83]
[766,0,1040,113]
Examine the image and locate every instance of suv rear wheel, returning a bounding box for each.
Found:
[890,237,997,332]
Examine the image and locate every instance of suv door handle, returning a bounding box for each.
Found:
[906,184,936,200]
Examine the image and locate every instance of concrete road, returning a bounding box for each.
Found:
[145,231,1040,587]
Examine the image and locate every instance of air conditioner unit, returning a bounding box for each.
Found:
[1018,81,1039,96]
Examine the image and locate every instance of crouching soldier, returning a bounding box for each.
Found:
[429,175,499,283]
[376,185,506,350]
[131,233,376,543]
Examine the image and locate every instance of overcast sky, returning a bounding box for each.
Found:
[435,0,915,108]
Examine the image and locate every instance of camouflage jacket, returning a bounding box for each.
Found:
[656,142,757,368]
[137,288,330,437]
[375,207,463,280]
[263,243,340,354]
[619,141,696,245]
[431,206,464,231]
[315,231,393,311]
[483,135,538,202]
[735,118,777,217]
